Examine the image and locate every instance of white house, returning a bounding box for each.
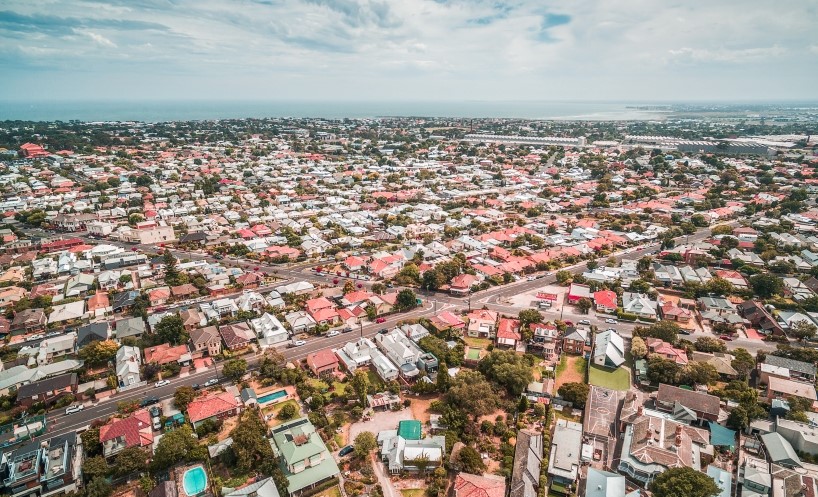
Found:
[115,346,142,389]
[251,313,290,349]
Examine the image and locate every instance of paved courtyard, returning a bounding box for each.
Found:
[348,408,414,441]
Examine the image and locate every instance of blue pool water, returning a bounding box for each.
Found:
[182,466,207,496]
[258,389,287,404]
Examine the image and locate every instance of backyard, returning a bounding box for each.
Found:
[588,364,631,391]
[554,355,587,391]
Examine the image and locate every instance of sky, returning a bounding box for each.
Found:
[1,0,817,102]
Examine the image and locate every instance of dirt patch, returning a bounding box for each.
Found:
[409,396,434,424]
[218,415,239,441]
[554,355,585,391]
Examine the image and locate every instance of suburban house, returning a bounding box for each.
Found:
[566,283,592,305]
[15,373,78,408]
[333,338,377,373]
[33,333,77,365]
[180,308,206,331]
[452,473,507,497]
[562,328,589,355]
[219,322,256,351]
[10,308,46,335]
[645,337,688,365]
[690,351,737,379]
[592,290,618,313]
[450,274,480,296]
[251,313,290,349]
[270,417,340,496]
[0,433,83,497]
[114,317,146,340]
[621,292,658,320]
[378,420,446,474]
[765,375,818,404]
[222,478,281,497]
[496,318,522,348]
[758,355,817,384]
[509,429,543,497]
[656,384,720,423]
[375,329,437,380]
[285,311,316,333]
[115,346,142,388]
[187,391,240,429]
[306,349,339,378]
[547,419,583,494]
[466,309,498,338]
[585,469,636,497]
[591,329,625,369]
[99,410,154,458]
[530,323,559,359]
[738,300,785,336]
[190,326,223,356]
[143,343,191,366]
[77,322,109,347]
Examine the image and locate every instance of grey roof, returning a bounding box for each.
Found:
[223,477,280,497]
[510,430,543,497]
[760,432,802,468]
[584,469,625,497]
[764,355,817,376]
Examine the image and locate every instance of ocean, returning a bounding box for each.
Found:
[0,100,671,123]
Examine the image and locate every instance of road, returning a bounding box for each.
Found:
[24,221,760,444]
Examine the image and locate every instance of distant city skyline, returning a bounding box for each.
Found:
[1,0,817,102]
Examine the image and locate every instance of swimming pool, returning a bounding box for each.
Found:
[258,389,287,404]
[182,466,207,496]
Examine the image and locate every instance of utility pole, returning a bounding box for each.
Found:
[360,322,363,338]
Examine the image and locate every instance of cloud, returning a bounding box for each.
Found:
[0,0,816,101]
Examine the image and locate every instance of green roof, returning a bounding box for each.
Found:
[708,422,736,449]
[397,420,422,440]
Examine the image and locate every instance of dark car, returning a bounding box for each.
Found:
[378,328,389,334]
[141,397,160,407]
[192,383,201,390]
[149,406,161,418]
[339,445,354,457]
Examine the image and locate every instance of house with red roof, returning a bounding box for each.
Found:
[452,473,507,497]
[19,143,49,158]
[235,272,263,289]
[306,349,339,378]
[148,287,171,306]
[646,338,688,365]
[592,290,618,313]
[143,343,191,366]
[99,409,154,457]
[86,291,111,317]
[429,311,465,332]
[187,391,240,429]
[450,274,480,296]
[496,318,521,348]
[567,283,592,305]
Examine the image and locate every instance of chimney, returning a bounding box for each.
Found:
[637,405,644,417]
[675,435,682,447]
[675,424,683,437]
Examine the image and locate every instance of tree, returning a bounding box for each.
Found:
[577,297,592,314]
[555,270,571,285]
[557,382,589,408]
[86,477,113,497]
[650,467,720,497]
[231,409,277,473]
[151,425,205,471]
[680,363,719,386]
[705,277,733,296]
[353,431,378,459]
[455,446,486,474]
[173,386,197,411]
[277,402,298,420]
[790,320,818,341]
[83,456,111,481]
[726,405,750,431]
[750,273,784,299]
[114,446,148,477]
[155,314,188,345]
[720,236,740,251]
[630,336,647,359]
[436,361,449,392]
[82,427,102,457]
[223,359,247,382]
[731,348,755,380]
[445,370,500,418]
[395,263,421,285]
[78,340,120,367]
[695,336,727,353]
[163,250,180,285]
[646,356,681,385]
[128,213,144,226]
[635,321,680,345]
[518,309,542,330]
[351,369,370,405]
[422,269,442,291]
[395,289,419,311]
[478,350,534,397]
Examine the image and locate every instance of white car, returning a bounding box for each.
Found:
[203,379,219,387]
[292,340,307,347]
[154,380,171,388]
[605,318,618,324]
[65,404,84,415]
[326,330,340,338]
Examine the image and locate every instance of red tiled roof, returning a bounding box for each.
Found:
[187,392,238,424]
[99,409,153,448]
[454,473,507,497]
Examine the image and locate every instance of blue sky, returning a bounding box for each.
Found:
[1,0,816,101]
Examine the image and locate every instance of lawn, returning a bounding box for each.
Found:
[313,486,342,497]
[366,369,385,391]
[264,399,301,427]
[401,490,426,497]
[554,355,587,391]
[588,364,631,391]
[464,336,492,348]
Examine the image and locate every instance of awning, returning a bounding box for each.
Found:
[709,421,736,449]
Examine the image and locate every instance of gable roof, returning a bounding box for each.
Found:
[187,391,239,424]
[99,409,154,448]
[454,473,507,497]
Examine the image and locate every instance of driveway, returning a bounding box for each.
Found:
[371,453,399,497]
[349,409,414,441]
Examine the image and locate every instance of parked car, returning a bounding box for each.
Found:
[339,445,354,457]
[141,397,160,407]
[65,404,84,415]
[564,320,574,326]
[378,328,389,334]
[292,340,307,347]
[192,383,201,390]
[578,319,591,325]
[605,318,618,324]
[149,406,161,418]
[155,380,171,388]
[326,330,340,338]
[203,379,219,387]
[375,317,386,323]
[342,326,353,333]
[719,335,734,342]
[46,331,61,337]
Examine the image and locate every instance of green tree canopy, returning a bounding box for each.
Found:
[477,350,535,397]
[155,314,188,345]
[222,359,248,382]
[650,467,720,497]
[151,425,205,471]
[230,409,276,474]
[173,386,197,411]
[353,431,378,459]
[445,370,500,418]
[557,382,589,408]
[78,340,120,367]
